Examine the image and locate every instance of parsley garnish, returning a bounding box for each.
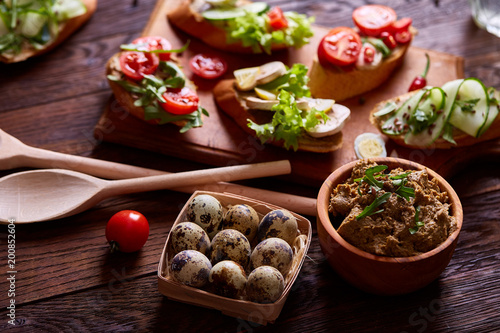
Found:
[409,206,425,234]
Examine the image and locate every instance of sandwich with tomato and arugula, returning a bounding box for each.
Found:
[308,4,416,101]
[0,0,96,63]
[167,0,314,54]
[213,61,351,152]
[106,36,208,132]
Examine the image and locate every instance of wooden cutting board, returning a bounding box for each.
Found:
[95,0,499,186]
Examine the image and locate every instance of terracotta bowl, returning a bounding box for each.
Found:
[316,157,463,295]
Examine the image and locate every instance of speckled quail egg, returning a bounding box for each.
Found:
[222,204,260,242]
[250,237,293,277]
[209,260,247,298]
[170,222,211,255]
[210,229,251,267]
[257,209,298,246]
[246,266,285,304]
[186,194,224,239]
[171,250,212,288]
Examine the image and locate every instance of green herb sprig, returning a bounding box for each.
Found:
[409,206,425,234]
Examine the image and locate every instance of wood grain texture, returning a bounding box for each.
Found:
[0,0,499,332]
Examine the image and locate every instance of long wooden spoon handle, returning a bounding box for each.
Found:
[104,160,292,197]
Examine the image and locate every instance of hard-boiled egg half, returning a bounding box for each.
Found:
[354,133,387,159]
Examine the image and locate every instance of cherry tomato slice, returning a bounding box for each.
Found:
[391,17,413,34]
[318,27,362,67]
[352,5,397,37]
[105,210,149,253]
[119,51,159,81]
[160,87,199,115]
[189,53,228,79]
[132,36,172,61]
[267,6,288,30]
[395,30,412,44]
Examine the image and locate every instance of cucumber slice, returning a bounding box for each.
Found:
[448,78,489,137]
[404,87,446,146]
[202,2,270,21]
[205,0,237,6]
[478,88,500,137]
[52,0,87,21]
[381,89,427,136]
[18,11,47,38]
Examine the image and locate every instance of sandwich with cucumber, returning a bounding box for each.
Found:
[0,0,97,63]
[213,61,351,152]
[370,78,500,149]
[167,0,314,54]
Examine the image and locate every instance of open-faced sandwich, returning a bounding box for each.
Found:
[106,36,208,132]
[213,61,351,152]
[370,78,500,149]
[308,4,416,101]
[0,0,96,63]
[167,0,314,54]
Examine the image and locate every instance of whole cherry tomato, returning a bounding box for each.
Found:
[318,27,362,67]
[132,36,172,61]
[352,5,396,37]
[267,7,288,30]
[105,210,149,253]
[119,51,159,81]
[160,87,200,115]
[189,53,228,79]
[408,53,430,91]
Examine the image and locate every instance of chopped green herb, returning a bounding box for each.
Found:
[455,98,480,113]
[354,165,388,190]
[356,192,391,220]
[409,206,425,234]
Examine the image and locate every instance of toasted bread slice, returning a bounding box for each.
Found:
[167,0,289,54]
[308,29,415,102]
[213,79,344,153]
[106,53,190,128]
[370,90,500,149]
[0,0,97,64]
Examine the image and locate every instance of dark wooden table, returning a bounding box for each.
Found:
[1,0,499,332]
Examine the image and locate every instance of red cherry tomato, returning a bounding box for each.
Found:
[318,27,362,67]
[105,210,149,253]
[119,51,159,81]
[394,30,412,44]
[391,17,412,34]
[132,36,172,61]
[189,53,228,79]
[352,5,397,37]
[267,6,288,30]
[160,87,199,115]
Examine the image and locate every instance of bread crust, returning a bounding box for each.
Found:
[167,0,288,54]
[213,79,343,153]
[308,31,414,102]
[370,91,500,149]
[105,53,188,127]
[0,0,97,64]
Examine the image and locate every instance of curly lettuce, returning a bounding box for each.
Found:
[225,10,314,54]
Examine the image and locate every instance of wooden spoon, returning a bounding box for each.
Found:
[0,129,317,216]
[0,160,290,224]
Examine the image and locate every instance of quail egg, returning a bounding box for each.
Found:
[209,260,247,298]
[186,194,224,239]
[257,209,298,246]
[246,266,285,304]
[210,229,251,267]
[250,237,293,277]
[171,250,212,288]
[222,204,260,242]
[170,222,211,255]
[354,132,387,159]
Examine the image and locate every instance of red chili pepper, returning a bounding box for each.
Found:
[408,53,430,91]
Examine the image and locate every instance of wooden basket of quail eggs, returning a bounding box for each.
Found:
[157,191,312,324]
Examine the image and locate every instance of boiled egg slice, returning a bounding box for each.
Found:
[354,133,387,159]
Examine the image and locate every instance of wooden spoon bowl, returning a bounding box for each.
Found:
[316,157,463,295]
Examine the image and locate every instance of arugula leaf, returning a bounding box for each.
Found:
[354,165,388,190]
[409,206,425,234]
[224,9,314,54]
[248,90,325,151]
[356,192,391,220]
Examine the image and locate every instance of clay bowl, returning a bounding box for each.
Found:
[316,157,463,295]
